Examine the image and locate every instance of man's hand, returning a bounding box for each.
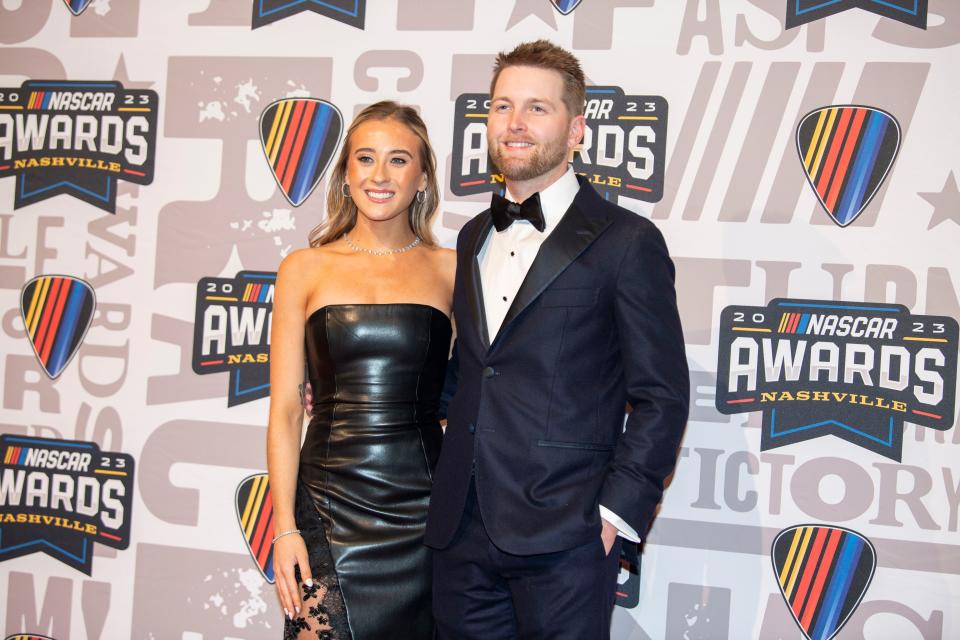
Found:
[601,518,618,556]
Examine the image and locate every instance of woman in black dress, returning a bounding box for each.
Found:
[267,101,455,639]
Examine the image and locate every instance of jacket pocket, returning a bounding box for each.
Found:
[537,439,614,452]
[539,287,599,308]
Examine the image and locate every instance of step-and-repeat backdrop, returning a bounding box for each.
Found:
[1,1,957,638]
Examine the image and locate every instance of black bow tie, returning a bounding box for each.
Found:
[490,192,545,233]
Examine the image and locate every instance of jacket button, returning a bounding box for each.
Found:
[482,366,495,378]
[468,423,476,433]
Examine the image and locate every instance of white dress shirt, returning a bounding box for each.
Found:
[477,166,641,543]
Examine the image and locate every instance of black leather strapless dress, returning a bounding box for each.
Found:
[293,304,450,640]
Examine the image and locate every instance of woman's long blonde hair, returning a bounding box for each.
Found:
[308,101,440,247]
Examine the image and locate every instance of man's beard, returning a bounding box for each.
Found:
[489,133,569,182]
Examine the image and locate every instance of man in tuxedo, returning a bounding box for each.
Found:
[426,40,690,639]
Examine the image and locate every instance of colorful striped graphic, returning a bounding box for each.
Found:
[551,0,583,14]
[4,444,29,465]
[772,525,876,640]
[27,92,51,110]
[235,474,275,583]
[4,634,56,640]
[259,99,342,207]
[777,312,812,334]
[241,282,274,303]
[797,106,901,227]
[19,275,96,380]
[63,0,93,15]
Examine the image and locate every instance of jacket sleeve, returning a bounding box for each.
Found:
[598,221,689,537]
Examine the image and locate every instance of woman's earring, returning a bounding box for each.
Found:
[341,183,351,198]
[415,190,425,204]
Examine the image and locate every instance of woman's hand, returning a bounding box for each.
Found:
[301,382,314,416]
[273,532,313,619]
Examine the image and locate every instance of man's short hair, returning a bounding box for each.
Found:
[490,39,586,117]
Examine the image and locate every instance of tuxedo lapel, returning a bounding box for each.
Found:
[491,188,612,350]
[461,212,494,351]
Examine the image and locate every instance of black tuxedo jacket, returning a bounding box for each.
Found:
[425,177,689,555]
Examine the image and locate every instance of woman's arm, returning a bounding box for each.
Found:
[266,250,313,618]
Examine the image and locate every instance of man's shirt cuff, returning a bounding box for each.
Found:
[599,504,641,543]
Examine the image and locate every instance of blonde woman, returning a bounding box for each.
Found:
[267,101,455,639]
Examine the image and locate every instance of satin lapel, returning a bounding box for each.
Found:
[491,197,612,350]
[462,213,494,351]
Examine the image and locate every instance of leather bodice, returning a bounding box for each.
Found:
[304,303,451,428]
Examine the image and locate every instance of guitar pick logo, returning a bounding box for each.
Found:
[796,106,901,227]
[259,98,343,207]
[786,0,927,29]
[63,0,93,15]
[20,275,96,379]
[551,0,583,14]
[772,525,876,640]
[236,474,275,583]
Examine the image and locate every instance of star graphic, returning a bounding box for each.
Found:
[919,171,960,230]
[507,0,558,30]
[112,54,155,91]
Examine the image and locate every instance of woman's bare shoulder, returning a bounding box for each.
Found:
[278,244,339,276]
[428,244,456,266]
[425,245,456,279]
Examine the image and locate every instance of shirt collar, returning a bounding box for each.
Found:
[504,166,579,234]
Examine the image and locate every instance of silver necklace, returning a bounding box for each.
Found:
[344,232,421,256]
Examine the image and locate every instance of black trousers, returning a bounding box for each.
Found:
[432,481,622,640]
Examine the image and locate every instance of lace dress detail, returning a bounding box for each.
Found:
[283,482,350,640]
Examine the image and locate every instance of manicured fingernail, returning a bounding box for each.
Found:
[284,608,291,619]
[305,579,313,587]
[295,606,301,614]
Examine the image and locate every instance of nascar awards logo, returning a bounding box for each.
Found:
[0,80,157,213]
[797,106,901,227]
[451,86,667,202]
[786,0,928,29]
[251,0,365,29]
[0,435,134,575]
[192,271,276,406]
[715,299,957,461]
[772,525,876,640]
